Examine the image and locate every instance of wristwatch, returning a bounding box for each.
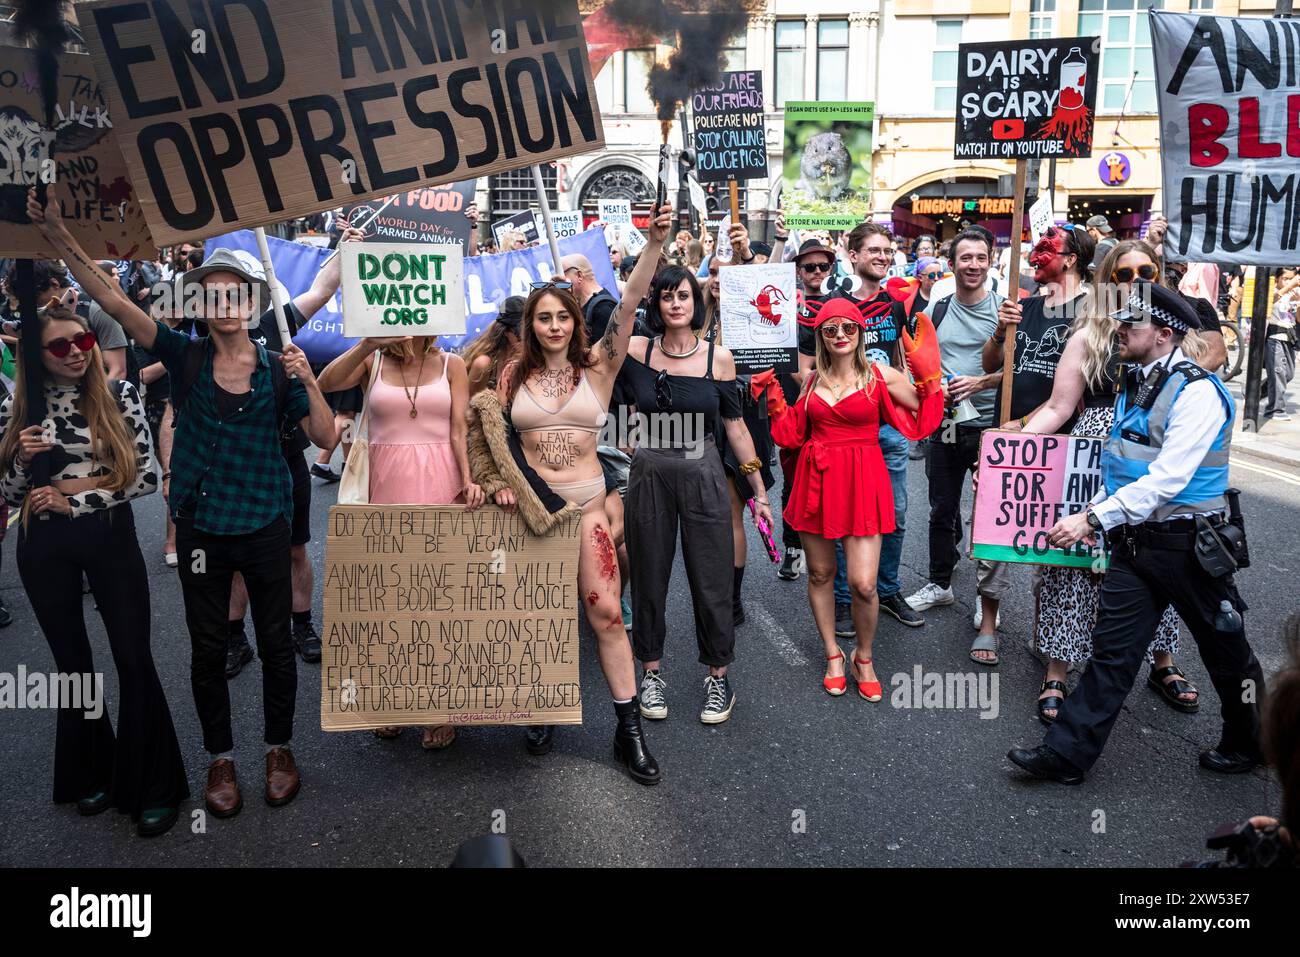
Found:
[1085,507,1103,532]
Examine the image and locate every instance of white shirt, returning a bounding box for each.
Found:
[1089,347,1228,529]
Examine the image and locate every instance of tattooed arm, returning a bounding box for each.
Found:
[591,203,673,376]
[26,189,158,349]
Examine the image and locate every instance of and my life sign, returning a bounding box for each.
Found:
[77,0,603,246]
[971,431,1107,570]
[321,506,581,729]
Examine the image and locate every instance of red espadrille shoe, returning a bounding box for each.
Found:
[824,651,847,696]
[851,655,883,703]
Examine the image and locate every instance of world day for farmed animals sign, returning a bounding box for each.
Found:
[955,37,1099,160]
[77,0,604,246]
[342,242,465,338]
[1151,10,1300,266]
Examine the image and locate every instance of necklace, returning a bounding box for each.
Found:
[658,334,701,359]
[401,349,429,418]
[823,374,857,402]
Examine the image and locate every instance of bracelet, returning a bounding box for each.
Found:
[738,457,763,476]
[774,233,788,241]
[1019,416,1028,428]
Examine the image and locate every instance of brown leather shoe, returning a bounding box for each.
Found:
[265,747,301,807]
[205,758,242,818]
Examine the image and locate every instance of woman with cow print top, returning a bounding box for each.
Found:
[0,303,188,838]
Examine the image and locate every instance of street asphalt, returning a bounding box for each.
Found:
[0,449,1293,868]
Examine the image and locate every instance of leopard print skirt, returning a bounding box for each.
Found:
[1035,406,1181,664]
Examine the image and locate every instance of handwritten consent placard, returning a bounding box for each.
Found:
[972,431,1107,569]
[78,0,603,245]
[321,506,581,730]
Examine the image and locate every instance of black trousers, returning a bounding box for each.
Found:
[175,515,295,753]
[17,505,189,817]
[925,425,984,587]
[778,447,801,549]
[1046,536,1264,771]
[625,440,736,667]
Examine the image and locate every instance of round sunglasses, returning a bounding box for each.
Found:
[43,331,97,358]
[819,322,860,339]
[1112,264,1160,284]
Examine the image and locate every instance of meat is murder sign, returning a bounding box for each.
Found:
[322,506,581,729]
[77,0,604,246]
[954,37,1099,159]
[1151,11,1300,266]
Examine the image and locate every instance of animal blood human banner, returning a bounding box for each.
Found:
[692,70,767,184]
[718,262,798,374]
[0,48,154,259]
[972,431,1107,570]
[321,505,581,730]
[954,37,1099,160]
[1151,10,1300,266]
[781,102,874,230]
[77,0,603,246]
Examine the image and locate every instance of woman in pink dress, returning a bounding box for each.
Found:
[319,336,484,748]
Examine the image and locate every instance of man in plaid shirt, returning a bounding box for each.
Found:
[29,196,336,820]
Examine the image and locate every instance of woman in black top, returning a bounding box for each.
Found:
[621,266,771,726]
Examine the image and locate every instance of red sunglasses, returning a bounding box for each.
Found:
[44,331,97,358]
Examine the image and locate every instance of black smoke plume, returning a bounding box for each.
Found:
[605,0,748,122]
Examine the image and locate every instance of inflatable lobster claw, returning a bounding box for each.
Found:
[901,311,943,398]
[884,275,920,318]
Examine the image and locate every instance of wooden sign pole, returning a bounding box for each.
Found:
[1000,159,1028,425]
[728,179,742,256]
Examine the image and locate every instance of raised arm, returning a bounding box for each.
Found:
[591,203,672,376]
[26,189,157,348]
[317,336,405,392]
[1021,331,1088,434]
[294,224,365,319]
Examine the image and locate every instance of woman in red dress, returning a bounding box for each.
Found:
[756,297,943,701]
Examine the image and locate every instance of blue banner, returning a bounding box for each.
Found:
[207,227,621,364]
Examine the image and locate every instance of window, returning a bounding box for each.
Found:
[775,20,806,107]
[1029,0,1056,40]
[1079,0,1163,113]
[624,49,655,114]
[723,31,747,74]
[932,19,963,113]
[817,19,849,101]
[489,166,557,220]
[1189,0,1214,8]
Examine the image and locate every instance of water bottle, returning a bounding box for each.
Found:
[1214,599,1243,636]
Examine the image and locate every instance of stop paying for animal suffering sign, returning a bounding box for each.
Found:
[954,37,1099,160]
[77,0,604,246]
[718,262,798,374]
[0,48,155,260]
[1151,11,1300,266]
[341,242,465,338]
[321,506,581,730]
[971,431,1107,570]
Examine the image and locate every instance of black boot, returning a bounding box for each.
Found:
[732,565,746,627]
[613,699,660,786]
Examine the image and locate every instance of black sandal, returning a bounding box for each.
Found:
[1037,680,1068,726]
[1147,665,1200,713]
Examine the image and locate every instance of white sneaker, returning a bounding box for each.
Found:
[639,669,667,720]
[906,582,955,611]
[973,603,1002,630]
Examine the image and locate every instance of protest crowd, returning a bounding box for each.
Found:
[0,0,1294,874]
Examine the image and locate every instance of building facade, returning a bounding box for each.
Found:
[481,0,1278,246]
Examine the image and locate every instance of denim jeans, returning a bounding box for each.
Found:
[833,424,909,604]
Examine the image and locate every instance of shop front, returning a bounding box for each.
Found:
[891,176,1019,245]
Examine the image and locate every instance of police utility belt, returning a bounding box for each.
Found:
[1107,492,1250,578]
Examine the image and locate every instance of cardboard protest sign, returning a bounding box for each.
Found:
[341,242,464,338]
[718,262,798,374]
[955,38,1099,160]
[972,431,1107,569]
[621,225,647,255]
[0,48,155,260]
[1028,193,1055,243]
[77,0,604,246]
[781,102,874,230]
[492,210,540,248]
[598,198,631,227]
[344,181,475,247]
[321,505,581,729]
[549,209,582,239]
[692,70,766,184]
[1151,11,1300,266]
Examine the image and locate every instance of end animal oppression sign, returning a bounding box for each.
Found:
[78,0,604,245]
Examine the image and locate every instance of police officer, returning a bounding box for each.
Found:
[1008,282,1264,784]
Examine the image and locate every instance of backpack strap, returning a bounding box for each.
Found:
[930,295,952,331]
[168,338,208,427]
[265,347,294,441]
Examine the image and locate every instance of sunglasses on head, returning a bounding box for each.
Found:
[1112,264,1160,284]
[800,261,832,273]
[44,331,97,358]
[819,322,860,339]
[530,280,573,291]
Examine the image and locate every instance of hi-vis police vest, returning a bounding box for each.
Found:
[1102,361,1234,522]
